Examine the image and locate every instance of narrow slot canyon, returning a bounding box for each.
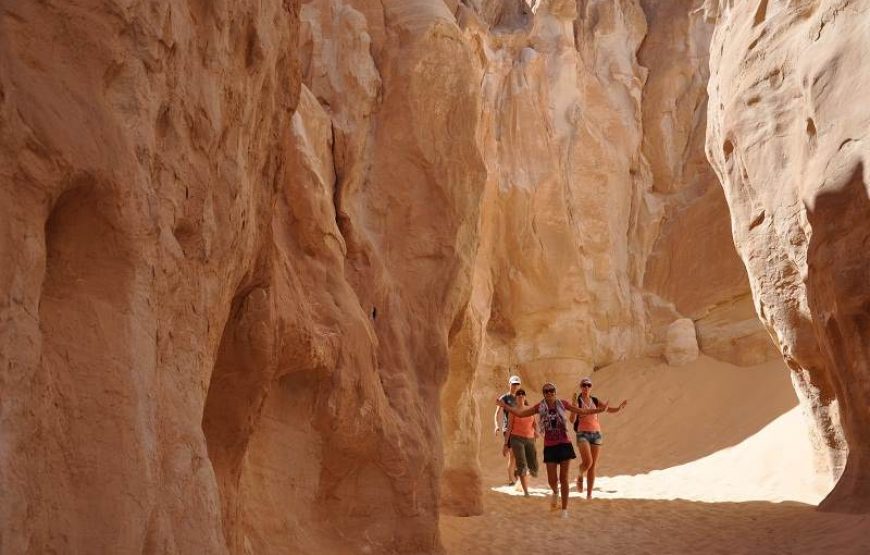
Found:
[1,1,868,554]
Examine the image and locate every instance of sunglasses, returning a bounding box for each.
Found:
[543,388,556,394]
[581,383,592,388]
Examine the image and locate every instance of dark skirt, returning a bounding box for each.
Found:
[543,442,576,464]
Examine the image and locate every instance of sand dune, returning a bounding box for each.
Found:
[441,494,870,554]
[445,356,869,553]
[597,407,832,504]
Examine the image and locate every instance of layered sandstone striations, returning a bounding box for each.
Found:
[706,0,869,512]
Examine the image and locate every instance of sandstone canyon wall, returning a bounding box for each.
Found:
[1,0,486,552]
[705,0,869,512]
[440,0,779,515]
[4,0,865,553]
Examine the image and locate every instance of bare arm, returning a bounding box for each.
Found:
[502,413,513,456]
[495,398,538,417]
[564,400,608,415]
[493,406,504,433]
[607,400,628,413]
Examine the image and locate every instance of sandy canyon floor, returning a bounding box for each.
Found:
[441,357,870,554]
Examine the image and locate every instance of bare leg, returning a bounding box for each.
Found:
[519,470,529,496]
[576,440,592,493]
[546,463,558,508]
[506,435,516,484]
[587,444,601,499]
[559,461,571,510]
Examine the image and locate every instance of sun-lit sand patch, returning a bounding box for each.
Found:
[490,407,831,505]
[447,412,863,555]
[444,356,870,554]
[591,406,833,504]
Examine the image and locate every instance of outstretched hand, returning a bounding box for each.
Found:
[599,400,610,411]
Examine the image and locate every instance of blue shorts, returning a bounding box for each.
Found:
[576,431,603,446]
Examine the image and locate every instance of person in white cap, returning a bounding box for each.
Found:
[497,382,608,518]
[494,374,522,485]
[571,376,627,498]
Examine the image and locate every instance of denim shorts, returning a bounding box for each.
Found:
[576,431,603,446]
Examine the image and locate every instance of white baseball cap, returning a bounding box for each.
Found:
[508,375,521,385]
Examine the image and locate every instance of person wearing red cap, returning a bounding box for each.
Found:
[571,376,628,499]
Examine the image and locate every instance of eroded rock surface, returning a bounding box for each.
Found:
[440,0,778,514]
[665,318,700,366]
[1,0,484,552]
[6,0,865,553]
[706,0,869,512]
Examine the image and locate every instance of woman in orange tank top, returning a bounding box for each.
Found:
[571,376,628,499]
[503,389,538,496]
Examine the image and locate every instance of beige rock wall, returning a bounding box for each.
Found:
[705,0,869,512]
[1,1,302,551]
[440,0,779,514]
[1,0,485,552]
[7,0,857,552]
[442,0,653,513]
[638,0,779,366]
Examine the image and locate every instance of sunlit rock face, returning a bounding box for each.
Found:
[0,1,303,551]
[440,0,777,514]
[1,0,485,552]
[639,0,780,367]
[705,0,869,512]
[7,0,849,552]
[665,318,700,366]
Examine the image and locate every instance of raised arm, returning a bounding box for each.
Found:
[564,400,608,415]
[495,397,538,417]
[607,400,628,413]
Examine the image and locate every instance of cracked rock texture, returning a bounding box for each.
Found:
[705,0,869,512]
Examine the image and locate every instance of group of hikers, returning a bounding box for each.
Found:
[494,374,628,518]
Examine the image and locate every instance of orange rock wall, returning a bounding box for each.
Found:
[705,0,869,512]
[6,0,866,553]
[1,0,484,552]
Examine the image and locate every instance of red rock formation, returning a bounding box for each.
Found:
[706,0,868,512]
